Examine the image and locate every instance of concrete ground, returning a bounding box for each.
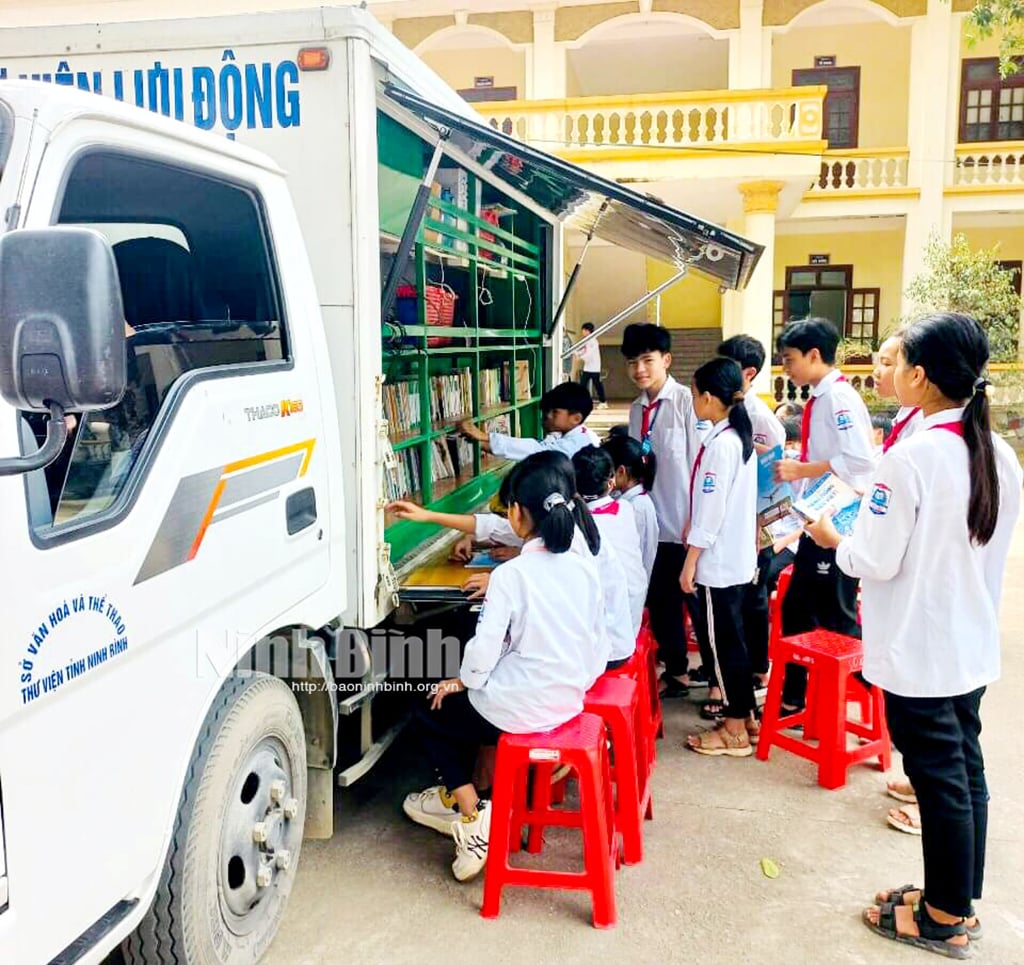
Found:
[104,517,1024,965]
[256,526,1024,965]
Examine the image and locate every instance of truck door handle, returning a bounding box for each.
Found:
[286,487,317,535]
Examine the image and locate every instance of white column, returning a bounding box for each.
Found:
[530,8,566,100]
[731,181,783,396]
[902,0,958,315]
[728,0,768,90]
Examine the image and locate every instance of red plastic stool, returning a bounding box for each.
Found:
[756,630,891,789]
[604,645,657,773]
[482,713,617,928]
[637,626,664,741]
[767,564,794,666]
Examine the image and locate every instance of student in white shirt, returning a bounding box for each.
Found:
[680,358,759,756]
[773,317,876,714]
[403,453,608,883]
[573,446,645,665]
[870,330,929,832]
[457,381,600,461]
[806,312,1021,958]
[620,323,702,696]
[574,322,607,408]
[718,335,786,699]
[602,432,659,581]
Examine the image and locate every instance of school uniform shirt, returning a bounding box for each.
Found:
[489,423,600,461]
[589,495,645,632]
[803,369,876,492]
[746,392,786,450]
[589,535,637,663]
[836,407,1023,698]
[461,538,610,733]
[687,419,757,588]
[883,405,924,452]
[628,375,700,543]
[618,484,658,580]
[575,338,602,373]
[474,512,594,560]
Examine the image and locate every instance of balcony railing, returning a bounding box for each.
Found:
[808,148,911,194]
[954,142,1024,187]
[474,87,825,153]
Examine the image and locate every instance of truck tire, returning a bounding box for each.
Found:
[123,673,307,965]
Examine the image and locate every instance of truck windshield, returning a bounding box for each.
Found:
[0,101,14,190]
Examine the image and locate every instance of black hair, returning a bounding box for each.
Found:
[539,380,593,421]
[572,446,615,499]
[692,357,754,462]
[602,433,657,492]
[718,335,767,375]
[581,322,595,333]
[774,400,804,419]
[776,317,841,365]
[509,451,600,555]
[621,322,671,358]
[901,312,998,545]
[607,423,631,439]
[781,416,802,444]
[871,411,894,438]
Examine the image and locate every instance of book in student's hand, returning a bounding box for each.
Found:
[790,472,862,537]
[465,551,503,569]
[757,445,792,515]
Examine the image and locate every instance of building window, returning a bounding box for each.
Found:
[960,58,1024,142]
[793,66,860,149]
[775,266,879,356]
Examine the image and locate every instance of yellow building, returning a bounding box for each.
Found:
[366,0,1024,398]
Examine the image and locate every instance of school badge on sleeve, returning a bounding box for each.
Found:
[702,471,717,494]
[868,483,893,516]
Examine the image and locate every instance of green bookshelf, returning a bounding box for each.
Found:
[377,110,550,565]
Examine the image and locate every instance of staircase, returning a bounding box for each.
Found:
[601,327,723,401]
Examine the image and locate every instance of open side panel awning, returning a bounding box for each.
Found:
[383,83,764,291]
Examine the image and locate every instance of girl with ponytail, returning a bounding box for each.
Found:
[402,451,609,883]
[680,357,759,753]
[806,312,1022,957]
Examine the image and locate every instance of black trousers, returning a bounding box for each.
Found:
[695,584,754,719]
[885,688,988,917]
[416,690,502,792]
[744,545,797,675]
[580,370,606,403]
[648,542,699,678]
[781,535,860,707]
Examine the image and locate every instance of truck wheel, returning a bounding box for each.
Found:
[123,673,307,965]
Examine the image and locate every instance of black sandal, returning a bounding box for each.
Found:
[659,674,689,699]
[864,901,973,959]
[875,886,982,942]
[699,699,725,721]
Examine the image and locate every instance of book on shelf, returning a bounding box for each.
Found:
[514,360,531,403]
[429,368,473,425]
[483,412,513,438]
[384,447,422,502]
[479,367,507,411]
[382,379,421,440]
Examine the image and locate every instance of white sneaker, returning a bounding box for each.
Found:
[403,785,460,836]
[452,800,491,882]
[596,401,609,409]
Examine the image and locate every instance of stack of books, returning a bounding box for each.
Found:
[382,380,421,439]
[430,369,473,425]
[479,366,508,410]
[384,448,422,502]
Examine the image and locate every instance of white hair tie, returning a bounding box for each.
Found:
[542,492,567,512]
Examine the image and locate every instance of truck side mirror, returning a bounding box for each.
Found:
[0,227,126,476]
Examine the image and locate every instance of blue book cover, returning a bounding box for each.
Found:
[792,472,862,537]
[757,445,793,515]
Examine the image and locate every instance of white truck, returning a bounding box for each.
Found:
[0,6,761,963]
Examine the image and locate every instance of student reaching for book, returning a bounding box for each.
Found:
[804,312,1021,958]
[456,381,599,461]
[402,452,609,883]
[681,357,759,755]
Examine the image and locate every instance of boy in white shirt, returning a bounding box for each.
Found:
[574,322,608,408]
[458,381,599,461]
[773,317,876,714]
[620,323,702,696]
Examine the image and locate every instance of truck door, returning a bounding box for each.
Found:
[0,117,332,957]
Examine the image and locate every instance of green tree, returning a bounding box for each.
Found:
[962,0,1024,76]
[905,233,1022,361]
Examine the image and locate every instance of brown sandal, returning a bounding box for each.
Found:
[687,725,753,758]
